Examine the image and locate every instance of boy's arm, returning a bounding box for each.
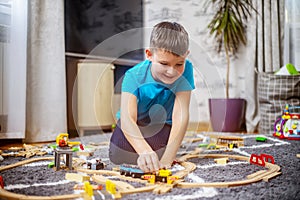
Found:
[120,92,160,172]
[160,91,191,167]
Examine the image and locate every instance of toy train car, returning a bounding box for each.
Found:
[119,164,145,178]
[119,164,174,183]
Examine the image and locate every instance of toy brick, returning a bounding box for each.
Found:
[77,151,94,157]
[65,173,90,182]
[214,158,229,165]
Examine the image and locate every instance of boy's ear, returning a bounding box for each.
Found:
[145,49,153,61]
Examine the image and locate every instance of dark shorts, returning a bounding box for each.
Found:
[109,120,171,165]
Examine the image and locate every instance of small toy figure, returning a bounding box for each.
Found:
[56,133,81,148]
[86,158,105,170]
[273,104,300,140]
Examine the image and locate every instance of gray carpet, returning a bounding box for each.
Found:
[0,132,299,200]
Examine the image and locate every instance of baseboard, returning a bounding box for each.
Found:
[187,121,212,132]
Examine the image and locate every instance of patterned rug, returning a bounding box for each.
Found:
[0,132,299,200]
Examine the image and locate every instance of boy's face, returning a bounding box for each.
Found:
[146,49,188,85]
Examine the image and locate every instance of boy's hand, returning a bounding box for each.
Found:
[159,162,172,170]
[159,160,172,169]
[137,151,160,172]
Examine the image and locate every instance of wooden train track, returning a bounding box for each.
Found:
[0,149,281,199]
[0,156,84,200]
[177,153,281,188]
[0,188,82,200]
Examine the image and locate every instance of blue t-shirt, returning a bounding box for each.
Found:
[120,59,195,125]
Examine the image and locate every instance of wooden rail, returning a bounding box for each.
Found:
[0,156,84,200]
[0,149,282,199]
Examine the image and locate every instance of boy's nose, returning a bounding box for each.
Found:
[166,67,177,76]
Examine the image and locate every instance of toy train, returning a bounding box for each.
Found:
[119,164,177,184]
[273,104,300,140]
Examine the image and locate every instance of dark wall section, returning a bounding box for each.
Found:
[65,0,143,57]
[65,0,144,137]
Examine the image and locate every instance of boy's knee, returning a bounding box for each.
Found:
[109,143,120,164]
[109,142,139,165]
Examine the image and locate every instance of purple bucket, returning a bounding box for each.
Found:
[209,98,246,132]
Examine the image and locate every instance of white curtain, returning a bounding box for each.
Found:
[0,0,27,139]
[244,0,285,132]
[284,0,300,69]
[256,0,285,73]
[25,0,67,142]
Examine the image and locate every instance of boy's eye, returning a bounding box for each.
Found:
[159,62,168,66]
[175,64,183,67]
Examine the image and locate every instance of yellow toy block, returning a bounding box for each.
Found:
[106,180,116,194]
[84,181,93,197]
[167,176,179,184]
[158,169,172,177]
[142,174,156,184]
[214,158,229,165]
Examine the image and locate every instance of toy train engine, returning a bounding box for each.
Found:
[142,169,174,183]
[119,164,176,183]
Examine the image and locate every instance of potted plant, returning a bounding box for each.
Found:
[206,0,256,132]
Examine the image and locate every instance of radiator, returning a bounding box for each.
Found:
[77,62,115,136]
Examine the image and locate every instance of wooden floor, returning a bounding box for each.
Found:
[0,139,50,150]
[0,122,254,150]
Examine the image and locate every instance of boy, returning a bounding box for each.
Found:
[109,21,195,172]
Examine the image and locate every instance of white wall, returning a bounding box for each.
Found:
[143,0,252,123]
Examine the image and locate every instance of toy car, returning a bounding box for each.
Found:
[256,136,267,142]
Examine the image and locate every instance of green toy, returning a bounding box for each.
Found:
[256,136,267,142]
[275,63,299,75]
[72,147,79,152]
[48,161,55,168]
[199,143,209,148]
[286,63,300,75]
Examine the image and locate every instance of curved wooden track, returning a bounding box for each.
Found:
[0,156,84,200]
[0,188,82,200]
[0,150,281,199]
[177,153,281,188]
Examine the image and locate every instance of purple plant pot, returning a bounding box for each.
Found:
[209,98,246,132]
